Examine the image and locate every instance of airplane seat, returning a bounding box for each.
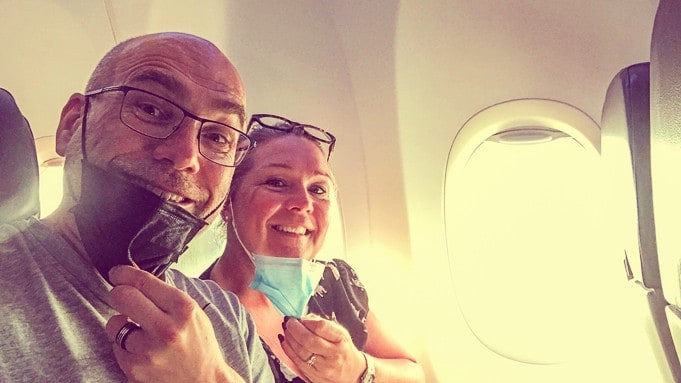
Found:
[650,1,681,381]
[0,87,40,223]
[601,61,681,382]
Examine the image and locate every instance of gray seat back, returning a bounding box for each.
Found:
[602,62,681,382]
[0,88,40,223]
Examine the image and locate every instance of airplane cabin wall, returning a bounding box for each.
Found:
[0,0,665,381]
[327,1,659,380]
[391,1,658,381]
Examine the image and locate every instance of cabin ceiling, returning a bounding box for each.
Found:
[0,0,658,260]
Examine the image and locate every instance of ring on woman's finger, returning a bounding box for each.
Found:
[115,322,141,351]
[305,353,319,368]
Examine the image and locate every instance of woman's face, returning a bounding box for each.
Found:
[230,135,334,260]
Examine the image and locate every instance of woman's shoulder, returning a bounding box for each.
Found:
[322,258,357,277]
[325,257,353,269]
[322,258,365,287]
[311,258,370,349]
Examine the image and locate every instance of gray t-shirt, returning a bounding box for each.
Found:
[0,218,274,383]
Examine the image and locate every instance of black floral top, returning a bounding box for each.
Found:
[266,259,370,382]
[307,259,369,348]
[200,259,370,383]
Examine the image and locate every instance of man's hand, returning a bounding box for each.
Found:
[104,265,245,383]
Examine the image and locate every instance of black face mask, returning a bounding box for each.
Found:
[72,160,207,283]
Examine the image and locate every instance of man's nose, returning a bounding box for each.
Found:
[152,117,202,173]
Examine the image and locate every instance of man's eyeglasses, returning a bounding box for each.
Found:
[84,85,252,167]
[248,113,336,160]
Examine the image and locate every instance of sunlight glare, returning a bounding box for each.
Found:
[38,165,64,217]
[446,137,624,365]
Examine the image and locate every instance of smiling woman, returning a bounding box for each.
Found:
[202,115,425,383]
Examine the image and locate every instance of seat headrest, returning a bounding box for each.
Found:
[601,62,658,288]
[0,88,40,223]
[651,0,681,307]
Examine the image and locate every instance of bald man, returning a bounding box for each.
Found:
[0,32,273,383]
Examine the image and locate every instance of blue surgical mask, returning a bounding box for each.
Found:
[250,254,326,317]
[228,199,326,317]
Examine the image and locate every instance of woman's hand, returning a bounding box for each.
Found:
[279,314,367,383]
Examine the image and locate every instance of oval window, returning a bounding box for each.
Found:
[444,99,610,364]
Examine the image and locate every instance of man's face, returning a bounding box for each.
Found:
[65,36,246,220]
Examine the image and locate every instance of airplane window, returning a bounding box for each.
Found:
[36,136,64,217]
[448,134,601,364]
[444,99,642,372]
[39,165,64,217]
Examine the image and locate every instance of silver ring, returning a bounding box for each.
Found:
[115,322,141,351]
[305,353,318,367]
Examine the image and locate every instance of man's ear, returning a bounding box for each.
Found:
[55,93,86,156]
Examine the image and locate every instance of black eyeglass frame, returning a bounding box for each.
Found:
[248,113,336,160]
[84,85,252,167]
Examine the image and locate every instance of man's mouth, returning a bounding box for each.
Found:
[145,184,190,204]
[126,175,191,205]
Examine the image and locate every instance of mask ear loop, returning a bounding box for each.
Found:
[228,198,255,264]
[81,96,91,161]
[201,195,225,221]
